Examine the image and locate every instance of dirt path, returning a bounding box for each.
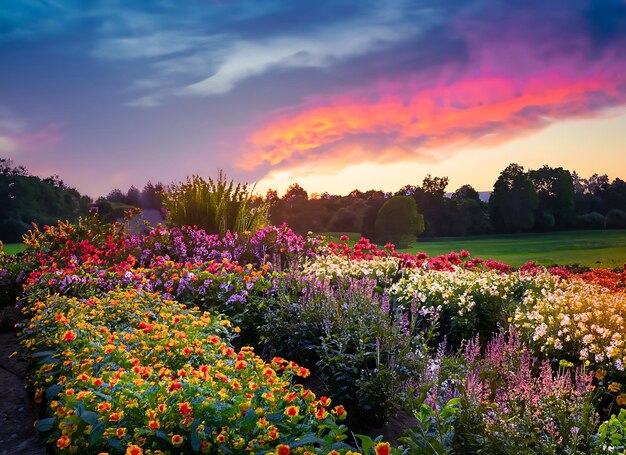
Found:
[0,309,46,455]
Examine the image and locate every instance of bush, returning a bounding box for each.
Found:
[577,212,606,229]
[606,209,626,229]
[163,171,269,235]
[374,196,422,248]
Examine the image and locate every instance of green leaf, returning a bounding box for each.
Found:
[45,384,62,401]
[89,422,105,445]
[190,420,201,451]
[291,434,326,447]
[355,434,374,454]
[34,417,56,432]
[80,410,99,426]
[108,437,123,451]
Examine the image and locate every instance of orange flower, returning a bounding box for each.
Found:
[178,402,193,416]
[148,420,160,430]
[235,360,247,370]
[116,427,127,438]
[62,330,77,342]
[56,435,71,449]
[319,396,331,407]
[109,412,122,422]
[263,368,275,378]
[284,405,299,417]
[171,434,184,446]
[609,382,622,393]
[617,393,626,406]
[97,402,112,412]
[314,407,328,420]
[126,445,143,455]
[374,442,391,455]
[284,391,298,402]
[276,444,290,455]
[332,405,347,419]
[65,388,75,396]
[595,369,607,381]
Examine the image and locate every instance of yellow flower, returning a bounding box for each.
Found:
[609,382,622,393]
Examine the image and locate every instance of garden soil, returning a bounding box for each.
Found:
[0,308,46,455]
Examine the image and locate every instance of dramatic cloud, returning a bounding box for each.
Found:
[236,2,626,174]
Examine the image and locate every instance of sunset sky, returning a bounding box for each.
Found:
[1,0,626,198]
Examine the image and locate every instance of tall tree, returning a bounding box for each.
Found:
[489,164,538,232]
[529,166,576,229]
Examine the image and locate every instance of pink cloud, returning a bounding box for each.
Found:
[235,26,626,174]
[12,123,63,152]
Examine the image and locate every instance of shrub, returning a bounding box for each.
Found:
[577,211,606,229]
[262,274,425,424]
[162,171,269,235]
[606,209,626,229]
[374,196,423,248]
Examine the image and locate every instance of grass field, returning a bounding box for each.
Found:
[2,243,26,255]
[404,229,626,269]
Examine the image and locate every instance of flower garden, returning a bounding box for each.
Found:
[1,211,626,454]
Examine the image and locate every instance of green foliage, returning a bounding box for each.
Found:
[607,209,626,229]
[596,409,626,454]
[162,171,269,234]
[489,163,538,232]
[0,158,91,242]
[399,400,460,454]
[262,275,426,425]
[374,196,423,248]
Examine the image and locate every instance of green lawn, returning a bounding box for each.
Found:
[402,230,626,269]
[2,243,26,255]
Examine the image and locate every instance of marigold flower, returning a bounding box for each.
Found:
[126,444,143,455]
[595,369,607,381]
[319,396,331,407]
[314,407,328,419]
[332,405,347,419]
[609,382,622,392]
[374,442,392,455]
[97,402,112,412]
[148,420,160,430]
[56,434,71,449]
[284,405,299,417]
[178,402,193,416]
[171,434,184,446]
[276,444,290,455]
[62,330,77,342]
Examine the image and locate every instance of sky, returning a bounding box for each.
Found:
[1,0,626,198]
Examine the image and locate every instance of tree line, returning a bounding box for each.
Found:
[266,163,626,238]
[2,157,626,244]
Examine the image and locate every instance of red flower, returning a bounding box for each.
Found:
[56,435,71,449]
[178,402,193,416]
[375,442,391,455]
[277,444,290,455]
[62,330,77,342]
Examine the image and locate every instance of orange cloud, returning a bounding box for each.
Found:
[238,64,626,172]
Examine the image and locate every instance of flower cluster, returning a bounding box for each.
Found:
[389,267,526,345]
[513,275,626,372]
[21,290,366,454]
[300,255,401,286]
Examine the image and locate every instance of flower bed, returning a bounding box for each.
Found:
[21,290,367,454]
